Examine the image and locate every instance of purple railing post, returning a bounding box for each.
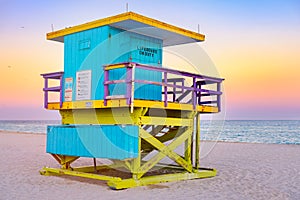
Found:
[217,82,221,112]
[59,75,63,108]
[44,77,48,109]
[192,77,196,109]
[130,63,136,113]
[164,72,168,107]
[126,66,133,105]
[197,81,202,105]
[103,69,109,106]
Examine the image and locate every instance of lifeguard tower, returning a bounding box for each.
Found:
[40,12,224,189]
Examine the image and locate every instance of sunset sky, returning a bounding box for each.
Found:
[1,0,299,120]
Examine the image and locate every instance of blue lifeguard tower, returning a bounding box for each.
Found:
[40,12,224,189]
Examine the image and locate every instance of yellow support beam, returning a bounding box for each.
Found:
[107,169,217,190]
[50,154,79,169]
[40,166,216,190]
[70,163,125,173]
[60,107,144,125]
[139,116,192,126]
[141,127,187,151]
[41,113,217,189]
[196,113,200,169]
[40,167,122,181]
[184,131,192,165]
[131,130,141,179]
[42,96,217,189]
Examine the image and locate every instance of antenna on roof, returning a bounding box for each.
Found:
[126,3,129,12]
[51,24,54,32]
[198,24,200,33]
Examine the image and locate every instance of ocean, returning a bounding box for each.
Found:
[200,120,300,145]
[0,120,299,145]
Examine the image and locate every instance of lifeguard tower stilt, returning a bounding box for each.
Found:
[40,12,224,189]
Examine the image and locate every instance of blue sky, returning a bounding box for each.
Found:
[1,0,299,120]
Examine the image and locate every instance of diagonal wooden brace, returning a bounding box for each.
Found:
[138,128,193,178]
[51,154,79,169]
[141,127,188,152]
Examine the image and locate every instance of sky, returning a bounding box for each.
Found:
[0,0,299,120]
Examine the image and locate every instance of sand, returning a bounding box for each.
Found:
[0,131,299,200]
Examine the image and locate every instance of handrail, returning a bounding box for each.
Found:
[103,62,224,112]
[104,62,224,82]
[41,63,224,111]
[41,72,64,109]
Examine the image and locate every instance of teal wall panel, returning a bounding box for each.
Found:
[63,26,163,102]
[46,125,139,159]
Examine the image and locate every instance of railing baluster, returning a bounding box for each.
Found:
[197,81,202,105]
[44,78,48,109]
[60,75,63,108]
[130,63,136,113]
[103,69,109,106]
[217,82,221,112]
[126,66,133,105]
[164,72,168,107]
[192,77,196,109]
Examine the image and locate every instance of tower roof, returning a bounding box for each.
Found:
[47,12,205,47]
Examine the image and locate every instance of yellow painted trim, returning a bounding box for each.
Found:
[134,100,193,110]
[104,63,127,70]
[40,166,217,190]
[140,116,192,126]
[70,163,125,173]
[40,167,122,181]
[129,12,205,41]
[59,107,142,125]
[46,99,218,113]
[107,169,217,190]
[47,12,205,42]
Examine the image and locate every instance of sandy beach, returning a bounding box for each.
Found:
[0,131,299,200]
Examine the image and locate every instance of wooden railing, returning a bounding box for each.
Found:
[41,63,224,111]
[41,72,64,109]
[103,62,224,112]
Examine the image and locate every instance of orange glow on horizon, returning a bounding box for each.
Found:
[1,1,299,119]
